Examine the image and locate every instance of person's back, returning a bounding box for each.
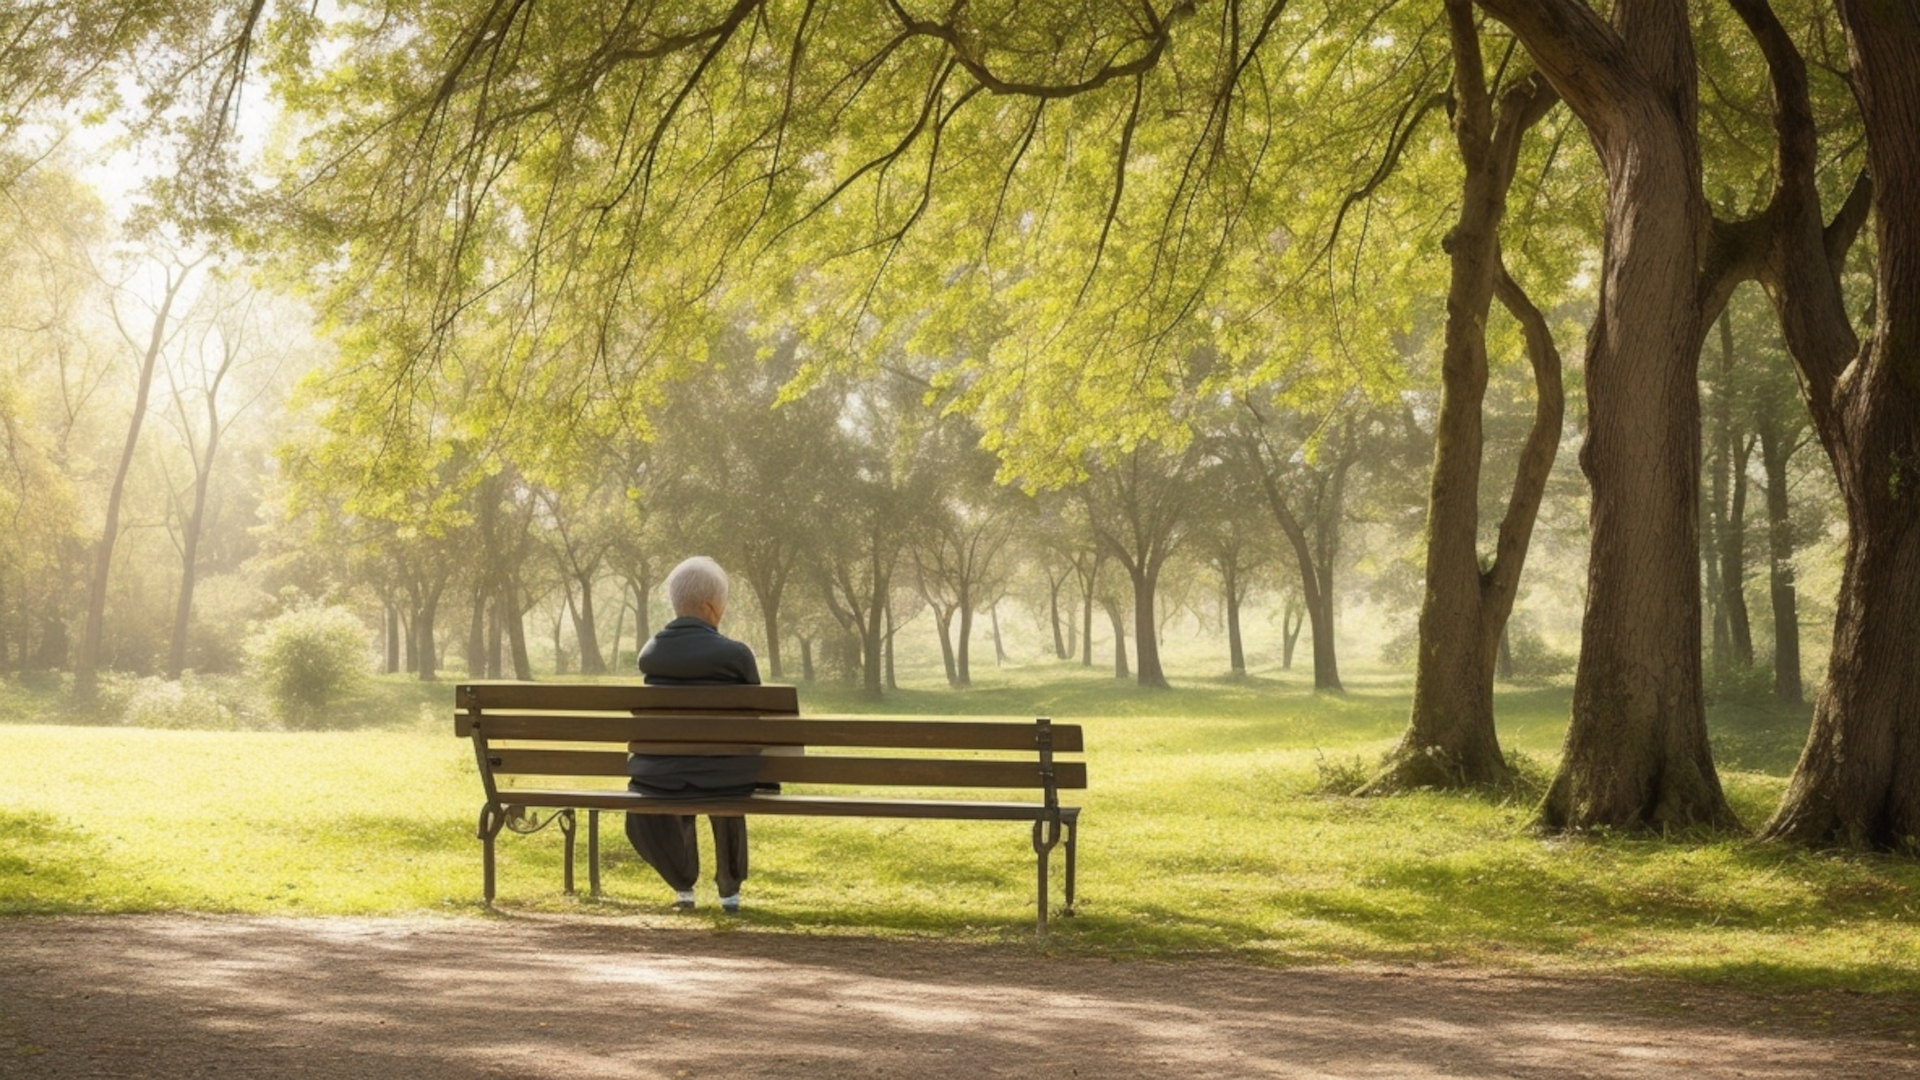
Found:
[625,556,761,912]
[637,615,759,687]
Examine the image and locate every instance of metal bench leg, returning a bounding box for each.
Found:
[560,810,577,895]
[1037,842,1050,936]
[1032,816,1063,937]
[589,810,602,898]
[478,804,507,905]
[1064,816,1078,916]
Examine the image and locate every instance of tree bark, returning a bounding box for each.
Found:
[1103,597,1129,680]
[1369,3,1561,793]
[571,576,606,675]
[1764,0,1920,851]
[466,582,486,677]
[505,577,533,680]
[1281,597,1302,670]
[934,603,958,686]
[1224,565,1246,675]
[1480,0,1738,830]
[957,600,975,687]
[1129,568,1167,688]
[1755,410,1801,703]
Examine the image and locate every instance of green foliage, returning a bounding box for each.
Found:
[245,604,370,729]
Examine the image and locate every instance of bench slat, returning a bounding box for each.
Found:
[460,714,1084,752]
[458,683,800,713]
[488,749,1088,790]
[495,789,1081,821]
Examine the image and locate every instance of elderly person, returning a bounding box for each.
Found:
[627,556,761,913]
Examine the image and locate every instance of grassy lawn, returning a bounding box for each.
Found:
[2,665,1915,993]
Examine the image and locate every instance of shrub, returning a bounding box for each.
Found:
[121,674,237,731]
[245,605,370,730]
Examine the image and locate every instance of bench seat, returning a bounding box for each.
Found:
[457,682,1085,931]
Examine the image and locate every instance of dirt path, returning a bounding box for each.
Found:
[1,915,1916,1078]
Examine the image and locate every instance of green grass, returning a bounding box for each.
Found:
[2,665,1915,993]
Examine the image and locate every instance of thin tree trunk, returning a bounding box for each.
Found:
[466,583,486,677]
[1225,570,1246,675]
[1756,413,1801,703]
[990,601,1007,665]
[956,601,973,687]
[884,598,897,691]
[1080,583,1095,667]
[416,589,441,682]
[573,577,605,675]
[486,591,503,679]
[79,259,199,696]
[505,579,533,680]
[1103,599,1129,681]
[1049,570,1068,660]
[165,425,220,680]
[1721,387,1757,670]
[1706,310,1734,669]
[1282,598,1302,670]
[385,598,401,674]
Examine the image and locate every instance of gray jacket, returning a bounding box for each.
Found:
[628,616,763,798]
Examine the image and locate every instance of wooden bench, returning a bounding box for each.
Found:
[455,682,1085,931]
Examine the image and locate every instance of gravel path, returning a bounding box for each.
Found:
[2,915,1916,1078]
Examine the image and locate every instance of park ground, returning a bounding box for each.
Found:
[2,914,1918,1078]
[5,668,1920,1076]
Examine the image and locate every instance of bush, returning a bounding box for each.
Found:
[121,674,238,731]
[245,605,370,730]
[1503,626,1576,685]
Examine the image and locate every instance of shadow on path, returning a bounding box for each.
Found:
[1,915,1916,1078]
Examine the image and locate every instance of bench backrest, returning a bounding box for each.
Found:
[456,682,1086,797]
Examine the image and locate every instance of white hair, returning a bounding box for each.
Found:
[666,556,729,617]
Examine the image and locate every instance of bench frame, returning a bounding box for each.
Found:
[457,683,1083,932]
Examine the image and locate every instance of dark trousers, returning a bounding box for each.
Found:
[625,811,748,897]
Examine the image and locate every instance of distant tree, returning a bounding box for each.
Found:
[77,246,206,696]
[1079,443,1200,690]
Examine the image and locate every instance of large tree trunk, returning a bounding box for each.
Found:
[1479,0,1738,830]
[1765,0,1920,851]
[1369,4,1560,793]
